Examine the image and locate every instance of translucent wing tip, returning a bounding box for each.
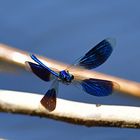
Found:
[105,37,116,48]
[25,61,32,72]
[112,81,120,91]
[40,88,56,112]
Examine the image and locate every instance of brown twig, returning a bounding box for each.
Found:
[0,43,140,97]
[0,43,140,128]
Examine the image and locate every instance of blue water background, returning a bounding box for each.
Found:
[0,1,140,139]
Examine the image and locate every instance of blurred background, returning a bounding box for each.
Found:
[0,0,140,139]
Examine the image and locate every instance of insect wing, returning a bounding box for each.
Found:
[30,54,59,77]
[25,61,53,81]
[75,38,116,69]
[40,79,59,111]
[80,78,114,96]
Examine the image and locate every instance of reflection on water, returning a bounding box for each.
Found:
[0,1,140,140]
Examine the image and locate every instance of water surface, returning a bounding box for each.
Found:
[0,1,140,140]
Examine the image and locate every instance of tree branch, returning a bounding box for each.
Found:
[0,43,140,97]
[0,44,140,128]
[0,89,140,128]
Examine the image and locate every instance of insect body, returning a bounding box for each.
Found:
[25,38,116,111]
[59,70,74,84]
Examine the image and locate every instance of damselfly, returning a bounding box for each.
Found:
[25,38,117,111]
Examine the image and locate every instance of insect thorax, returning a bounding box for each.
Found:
[59,70,74,84]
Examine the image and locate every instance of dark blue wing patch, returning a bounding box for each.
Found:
[40,88,56,111]
[25,61,51,81]
[81,78,113,96]
[30,54,59,78]
[78,38,115,69]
